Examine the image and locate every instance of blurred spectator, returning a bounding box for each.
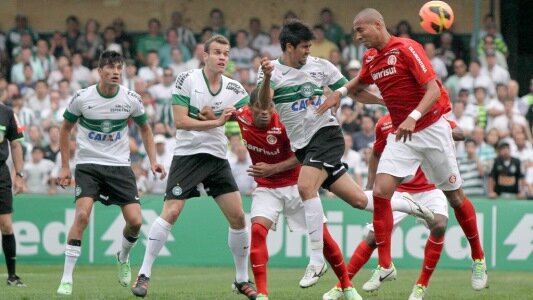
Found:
[76,19,103,68]
[11,95,36,136]
[319,8,345,48]
[23,146,55,194]
[508,80,527,116]
[27,80,49,119]
[444,58,468,102]
[49,138,76,194]
[64,15,81,55]
[230,30,254,70]
[138,50,163,86]
[342,39,366,65]
[140,92,156,124]
[477,25,508,59]
[50,32,70,59]
[112,18,134,59]
[480,49,510,85]
[230,143,255,196]
[159,28,191,68]
[11,31,36,59]
[136,18,166,66]
[424,42,447,81]
[511,130,533,174]
[40,89,65,126]
[359,146,372,188]
[485,127,501,150]
[434,30,466,75]
[143,135,172,194]
[10,47,44,84]
[248,18,270,53]
[58,78,76,105]
[346,59,361,80]
[339,104,359,134]
[209,8,231,39]
[6,14,38,58]
[310,25,337,59]
[33,38,56,78]
[185,43,204,70]
[71,52,92,88]
[132,161,148,196]
[479,34,508,70]
[472,126,496,172]
[101,26,122,55]
[122,59,138,90]
[394,20,413,38]
[490,98,528,138]
[486,83,507,125]
[521,78,533,117]
[17,63,37,97]
[200,27,214,43]
[488,142,526,199]
[261,25,282,59]
[458,139,486,197]
[43,125,60,162]
[168,48,189,76]
[329,49,344,75]
[459,60,494,97]
[447,100,475,137]
[170,11,197,54]
[341,132,363,186]
[352,115,375,151]
[148,67,174,127]
[283,10,298,22]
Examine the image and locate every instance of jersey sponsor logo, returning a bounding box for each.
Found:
[110,104,132,113]
[308,71,325,81]
[243,140,280,156]
[101,120,113,133]
[387,55,397,65]
[266,134,277,145]
[408,46,428,73]
[371,67,397,81]
[127,90,142,104]
[174,72,191,90]
[290,97,322,112]
[267,127,282,135]
[226,82,246,95]
[88,131,122,142]
[299,83,314,98]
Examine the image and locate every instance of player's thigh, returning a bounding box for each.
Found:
[328,172,367,209]
[279,185,309,232]
[203,157,240,199]
[297,165,328,199]
[215,191,245,228]
[251,187,284,231]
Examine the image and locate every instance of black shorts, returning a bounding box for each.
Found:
[295,126,347,190]
[74,164,139,206]
[165,153,239,200]
[0,163,13,214]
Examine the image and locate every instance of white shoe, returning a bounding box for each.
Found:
[402,192,434,225]
[322,286,343,300]
[471,258,488,290]
[362,264,397,292]
[299,263,327,288]
[408,284,426,300]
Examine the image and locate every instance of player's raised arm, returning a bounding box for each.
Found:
[257,57,274,111]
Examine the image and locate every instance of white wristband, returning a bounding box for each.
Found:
[336,86,348,97]
[408,110,422,121]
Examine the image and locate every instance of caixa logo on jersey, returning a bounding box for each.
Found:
[291,95,323,112]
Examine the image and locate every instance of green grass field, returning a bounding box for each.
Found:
[2,265,531,299]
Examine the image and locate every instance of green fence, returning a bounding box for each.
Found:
[5,195,533,271]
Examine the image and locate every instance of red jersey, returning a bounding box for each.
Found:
[359,36,451,132]
[235,106,300,188]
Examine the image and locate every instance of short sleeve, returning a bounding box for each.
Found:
[322,58,348,90]
[403,41,436,86]
[228,80,249,109]
[358,53,373,85]
[128,90,147,125]
[63,91,82,123]
[6,109,24,141]
[171,71,193,107]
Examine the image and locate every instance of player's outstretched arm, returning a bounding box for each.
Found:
[316,76,368,115]
[58,120,76,188]
[247,156,300,178]
[257,57,274,111]
[173,105,234,131]
[138,122,167,180]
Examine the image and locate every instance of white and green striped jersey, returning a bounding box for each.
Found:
[172,69,249,159]
[63,84,147,166]
[258,56,348,150]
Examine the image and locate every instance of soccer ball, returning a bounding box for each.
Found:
[419,1,455,34]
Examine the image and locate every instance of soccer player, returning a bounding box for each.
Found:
[131,35,257,299]
[56,50,166,296]
[0,102,25,287]
[318,8,488,290]
[323,115,463,300]
[257,19,405,289]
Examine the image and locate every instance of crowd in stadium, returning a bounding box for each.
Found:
[0,8,532,199]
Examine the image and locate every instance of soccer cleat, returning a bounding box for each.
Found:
[299,263,327,288]
[401,192,434,225]
[131,274,150,298]
[343,287,363,300]
[7,275,26,287]
[322,286,343,300]
[256,293,269,300]
[408,284,427,300]
[362,264,397,292]
[232,280,258,300]
[116,251,131,287]
[471,258,488,290]
[57,282,73,295]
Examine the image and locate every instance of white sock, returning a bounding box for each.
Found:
[119,235,138,263]
[303,197,325,265]
[390,191,415,214]
[61,245,81,283]
[138,217,172,278]
[363,190,373,212]
[228,227,250,283]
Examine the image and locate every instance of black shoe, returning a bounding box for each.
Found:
[131,274,150,298]
[232,280,257,300]
[7,275,26,287]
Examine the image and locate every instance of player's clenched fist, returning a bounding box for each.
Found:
[260,57,274,78]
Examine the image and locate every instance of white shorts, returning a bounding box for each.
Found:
[251,185,326,232]
[377,116,462,191]
[367,189,448,231]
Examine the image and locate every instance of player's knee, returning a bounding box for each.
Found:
[444,189,464,208]
[127,219,142,233]
[348,190,368,209]
[297,183,317,200]
[430,216,448,237]
[0,222,13,234]
[372,183,395,199]
[366,233,377,248]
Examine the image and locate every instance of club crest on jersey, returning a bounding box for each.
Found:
[172,184,183,196]
[101,120,112,133]
[299,83,314,98]
[266,134,277,145]
[387,55,397,65]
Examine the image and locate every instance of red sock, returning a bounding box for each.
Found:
[336,240,374,288]
[323,224,352,289]
[453,197,485,260]
[250,223,269,295]
[373,194,393,268]
[416,235,444,287]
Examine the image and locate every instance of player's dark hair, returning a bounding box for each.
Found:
[204,34,230,53]
[98,50,124,68]
[280,19,314,51]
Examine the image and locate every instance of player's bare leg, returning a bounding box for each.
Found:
[297,166,328,288]
[216,191,257,300]
[116,203,142,287]
[444,188,487,290]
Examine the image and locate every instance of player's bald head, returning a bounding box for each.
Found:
[354,8,385,25]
